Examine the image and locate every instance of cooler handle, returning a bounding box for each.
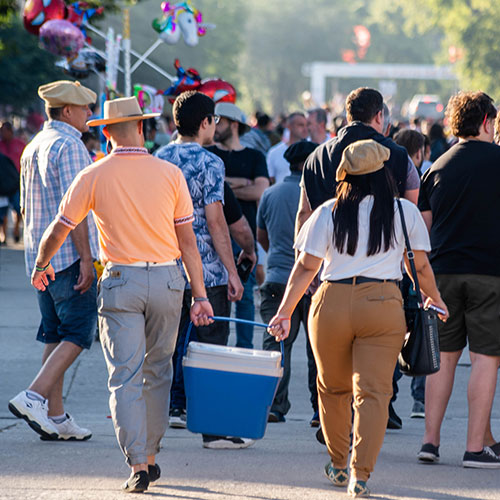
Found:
[183,316,285,368]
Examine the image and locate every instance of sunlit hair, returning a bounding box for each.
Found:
[445,91,496,138]
[332,168,398,256]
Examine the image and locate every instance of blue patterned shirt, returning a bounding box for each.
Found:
[20,120,99,276]
[155,142,228,288]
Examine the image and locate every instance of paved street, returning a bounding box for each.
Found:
[0,246,499,499]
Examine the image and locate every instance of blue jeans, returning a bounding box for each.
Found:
[36,260,97,350]
[234,270,256,348]
[411,376,426,403]
[170,285,230,410]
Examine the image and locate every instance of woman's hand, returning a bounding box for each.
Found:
[424,296,449,322]
[267,313,291,341]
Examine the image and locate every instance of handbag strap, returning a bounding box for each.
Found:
[396,198,424,307]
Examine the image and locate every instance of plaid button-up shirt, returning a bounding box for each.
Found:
[20,120,99,276]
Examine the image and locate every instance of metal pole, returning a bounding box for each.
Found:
[123,9,131,96]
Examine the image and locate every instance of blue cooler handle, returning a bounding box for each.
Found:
[183,316,285,368]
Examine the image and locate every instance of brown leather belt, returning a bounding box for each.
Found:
[327,276,399,285]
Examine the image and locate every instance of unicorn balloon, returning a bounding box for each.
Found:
[152,1,214,47]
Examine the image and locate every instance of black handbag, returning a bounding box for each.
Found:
[396,199,440,377]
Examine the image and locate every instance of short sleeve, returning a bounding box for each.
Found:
[252,150,269,179]
[57,170,93,229]
[174,170,194,225]
[402,200,431,251]
[256,192,268,230]
[405,157,421,190]
[223,182,242,225]
[203,152,225,206]
[294,202,332,258]
[418,169,432,212]
[57,140,92,198]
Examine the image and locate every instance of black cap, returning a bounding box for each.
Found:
[284,140,319,165]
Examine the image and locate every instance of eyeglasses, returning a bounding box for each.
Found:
[206,114,221,125]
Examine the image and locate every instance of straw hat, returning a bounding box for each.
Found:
[87,97,160,127]
[38,80,96,107]
[336,139,390,181]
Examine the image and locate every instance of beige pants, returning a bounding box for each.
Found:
[309,281,406,482]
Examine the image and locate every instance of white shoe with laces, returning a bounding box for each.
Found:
[43,413,92,441]
[8,390,59,440]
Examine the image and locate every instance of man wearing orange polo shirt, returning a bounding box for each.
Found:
[30,97,213,493]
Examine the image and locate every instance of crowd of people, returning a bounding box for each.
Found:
[2,79,500,497]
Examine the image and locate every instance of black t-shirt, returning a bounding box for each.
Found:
[418,140,500,276]
[223,181,242,226]
[207,146,269,234]
[302,122,409,210]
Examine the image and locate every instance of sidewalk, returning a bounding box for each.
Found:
[0,247,499,499]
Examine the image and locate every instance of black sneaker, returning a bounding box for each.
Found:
[316,427,326,445]
[122,470,149,493]
[202,435,254,449]
[463,447,500,469]
[418,443,440,463]
[489,442,500,456]
[387,402,402,429]
[148,463,161,482]
[169,408,186,429]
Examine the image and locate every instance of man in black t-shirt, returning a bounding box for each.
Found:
[417,91,500,469]
[207,102,270,349]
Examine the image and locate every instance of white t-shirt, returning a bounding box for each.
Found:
[295,196,431,281]
[266,142,289,184]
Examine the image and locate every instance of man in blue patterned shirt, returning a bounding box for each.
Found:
[9,81,99,442]
[155,91,250,449]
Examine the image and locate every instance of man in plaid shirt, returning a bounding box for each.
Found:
[8,81,99,442]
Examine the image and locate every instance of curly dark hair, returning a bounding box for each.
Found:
[445,91,496,138]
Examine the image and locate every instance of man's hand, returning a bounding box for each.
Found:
[236,249,257,270]
[267,313,291,341]
[74,259,95,294]
[190,300,214,326]
[31,264,55,291]
[227,271,244,302]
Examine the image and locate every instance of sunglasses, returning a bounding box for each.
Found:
[206,114,221,125]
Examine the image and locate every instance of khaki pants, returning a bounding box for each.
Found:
[98,264,185,465]
[309,281,406,482]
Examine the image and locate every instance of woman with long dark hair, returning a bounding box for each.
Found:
[268,139,448,498]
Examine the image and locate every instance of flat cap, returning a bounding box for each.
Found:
[336,139,390,181]
[284,140,318,165]
[38,80,96,107]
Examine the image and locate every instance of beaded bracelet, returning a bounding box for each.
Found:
[35,262,51,272]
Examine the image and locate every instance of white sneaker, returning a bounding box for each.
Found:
[202,436,255,449]
[46,413,92,441]
[8,390,58,439]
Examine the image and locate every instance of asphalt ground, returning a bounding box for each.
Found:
[1,246,499,499]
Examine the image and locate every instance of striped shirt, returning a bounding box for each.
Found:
[20,120,99,276]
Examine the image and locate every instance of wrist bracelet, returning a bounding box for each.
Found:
[191,296,209,306]
[35,262,50,272]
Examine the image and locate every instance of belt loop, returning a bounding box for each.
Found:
[146,262,150,271]
[353,276,357,285]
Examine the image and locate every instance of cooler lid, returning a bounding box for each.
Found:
[183,342,283,377]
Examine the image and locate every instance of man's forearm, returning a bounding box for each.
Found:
[232,177,269,201]
[69,217,93,262]
[229,216,255,255]
[207,218,238,275]
[36,220,72,267]
[176,225,207,299]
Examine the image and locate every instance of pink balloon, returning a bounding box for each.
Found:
[39,19,84,59]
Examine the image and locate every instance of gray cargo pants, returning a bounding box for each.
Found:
[98,263,185,465]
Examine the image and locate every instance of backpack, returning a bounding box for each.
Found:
[0,153,19,196]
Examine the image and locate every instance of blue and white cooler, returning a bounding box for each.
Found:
[182,318,283,440]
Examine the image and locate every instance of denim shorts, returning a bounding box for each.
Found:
[36,260,97,350]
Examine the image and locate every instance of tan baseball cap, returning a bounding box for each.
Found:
[38,80,97,107]
[336,139,390,181]
[87,97,160,127]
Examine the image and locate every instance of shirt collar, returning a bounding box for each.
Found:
[112,146,149,155]
[44,120,82,139]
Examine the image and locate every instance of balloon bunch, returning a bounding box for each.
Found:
[23,0,103,61]
[164,59,236,104]
[134,84,165,115]
[152,1,214,47]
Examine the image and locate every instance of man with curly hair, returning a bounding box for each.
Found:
[417,91,500,468]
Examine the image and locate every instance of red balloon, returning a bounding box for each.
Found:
[199,79,237,104]
[23,0,65,36]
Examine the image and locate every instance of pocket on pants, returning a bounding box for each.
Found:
[99,275,129,312]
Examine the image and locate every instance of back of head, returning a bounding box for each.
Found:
[345,88,383,124]
[256,112,271,129]
[393,129,425,158]
[445,91,496,138]
[173,90,214,137]
[428,123,445,141]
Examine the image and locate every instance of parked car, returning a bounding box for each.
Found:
[407,94,444,120]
